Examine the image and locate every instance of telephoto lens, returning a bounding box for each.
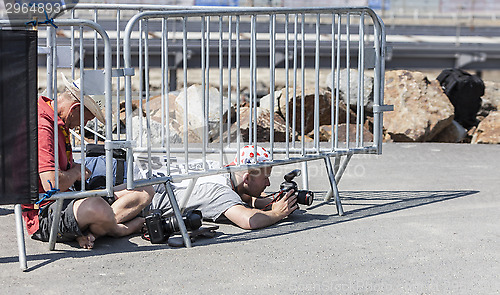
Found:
[164,210,203,233]
[145,210,203,244]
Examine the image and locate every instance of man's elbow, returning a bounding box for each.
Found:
[232,218,253,230]
[224,206,272,230]
[239,223,254,230]
[230,216,260,230]
[246,213,274,230]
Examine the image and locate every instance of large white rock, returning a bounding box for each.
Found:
[258,89,282,115]
[131,113,182,146]
[174,84,229,141]
[325,68,374,112]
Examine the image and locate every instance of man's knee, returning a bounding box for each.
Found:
[122,186,154,205]
[142,186,154,203]
[75,197,115,225]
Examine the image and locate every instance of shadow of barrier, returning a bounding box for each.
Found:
[0,190,478,271]
[0,207,15,217]
[216,190,480,244]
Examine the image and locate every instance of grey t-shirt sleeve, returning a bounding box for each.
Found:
[149,178,245,222]
[185,182,245,221]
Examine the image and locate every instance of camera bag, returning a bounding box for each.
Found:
[437,68,484,129]
[86,144,126,186]
[74,144,127,191]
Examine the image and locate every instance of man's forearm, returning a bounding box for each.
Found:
[224,191,297,230]
[247,209,285,229]
[224,205,287,230]
[39,167,81,192]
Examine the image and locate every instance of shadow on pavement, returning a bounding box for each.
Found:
[0,190,478,271]
[216,190,480,243]
[0,237,175,272]
[0,207,14,216]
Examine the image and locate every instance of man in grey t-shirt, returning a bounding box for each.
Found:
[148,145,297,229]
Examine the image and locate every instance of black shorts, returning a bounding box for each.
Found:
[32,199,83,242]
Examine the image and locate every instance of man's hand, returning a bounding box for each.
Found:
[39,163,92,192]
[72,163,92,180]
[271,189,298,218]
[224,189,299,230]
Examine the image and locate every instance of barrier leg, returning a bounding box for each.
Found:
[333,155,341,174]
[48,199,64,251]
[324,156,344,216]
[301,161,309,190]
[164,181,192,248]
[179,178,198,214]
[14,204,28,271]
[324,155,341,201]
[324,154,353,202]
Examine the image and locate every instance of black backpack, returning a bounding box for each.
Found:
[74,144,126,192]
[437,69,484,129]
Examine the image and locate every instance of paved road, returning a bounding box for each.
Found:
[0,143,499,294]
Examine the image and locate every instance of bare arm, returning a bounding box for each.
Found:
[224,190,297,230]
[250,195,276,210]
[39,163,91,192]
[240,191,278,210]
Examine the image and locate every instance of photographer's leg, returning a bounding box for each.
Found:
[73,197,145,245]
[111,185,154,223]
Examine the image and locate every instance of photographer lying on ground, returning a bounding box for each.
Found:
[148,145,298,230]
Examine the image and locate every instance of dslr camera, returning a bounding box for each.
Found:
[145,209,202,244]
[279,169,314,206]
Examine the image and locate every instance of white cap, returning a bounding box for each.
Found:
[229,145,271,166]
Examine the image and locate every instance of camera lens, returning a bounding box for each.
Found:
[183,210,202,230]
[165,210,203,233]
[296,190,314,206]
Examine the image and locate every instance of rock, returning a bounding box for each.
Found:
[278,88,356,135]
[307,124,373,143]
[259,89,282,115]
[169,117,201,143]
[148,93,178,121]
[478,81,500,117]
[119,99,145,123]
[384,70,455,142]
[325,69,374,113]
[431,120,467,143]
[297,134,314,142]
[471,111,500,144]
[219,107,293,142]
[174,84,229,141]
[316,125,333,142]
[131,113,183,146]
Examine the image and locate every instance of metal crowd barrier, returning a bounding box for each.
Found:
[120,6,391,227]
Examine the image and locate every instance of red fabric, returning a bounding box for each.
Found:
[22,96,73,235]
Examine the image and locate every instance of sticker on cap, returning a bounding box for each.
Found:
[237,145,270,165]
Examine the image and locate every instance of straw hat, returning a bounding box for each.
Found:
[61,73,105,123]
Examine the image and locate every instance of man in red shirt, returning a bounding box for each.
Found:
[23,73,153,249]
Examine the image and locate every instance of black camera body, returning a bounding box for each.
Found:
[145,209,202,244]
[279,169,314,206]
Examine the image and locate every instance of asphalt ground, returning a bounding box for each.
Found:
[0,143,499,294]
